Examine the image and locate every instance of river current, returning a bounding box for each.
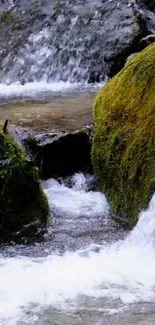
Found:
[0,170,155,325]
[0,0,155,322]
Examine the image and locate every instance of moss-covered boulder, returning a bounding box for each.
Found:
[0,128,49,242]
[92,43,155,228]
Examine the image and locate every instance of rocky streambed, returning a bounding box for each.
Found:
[0,91,96,178]
[0,83,155,325]
[0,0,155,324]
[0,90,97,243]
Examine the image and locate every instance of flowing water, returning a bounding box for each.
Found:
[0,79,155,325]
[0,173,155,325]
[1,1,155,324]
[0,54,155,325]
[0,90,97,133]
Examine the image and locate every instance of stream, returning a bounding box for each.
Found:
[0,79,155,325]
[0,171,155,325]
[0,0,155,323]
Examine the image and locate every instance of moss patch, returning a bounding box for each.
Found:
[0,11,13,24]
[92,42,155,228]
[0,129,49,242]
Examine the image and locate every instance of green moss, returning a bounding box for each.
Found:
[0,129,49,241]
[0,11,13,24]
[92,42,155,228]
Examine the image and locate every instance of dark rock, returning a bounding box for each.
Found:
[24,125,92,178]
[140,0,155,12]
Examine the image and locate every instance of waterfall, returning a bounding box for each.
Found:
[0,0,155,87]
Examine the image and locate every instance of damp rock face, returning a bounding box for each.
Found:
[92,43,155,228]
[0,128,49,243]
[24,126,92,178]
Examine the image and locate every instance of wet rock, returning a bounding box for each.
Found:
[0,128,49,243]
[92,43,155,229]
[24,125,92,178]
[0,0,155,83]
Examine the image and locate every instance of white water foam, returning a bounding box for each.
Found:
[1,25,106,86]
[0,81,102,101]
[0,177,155,324]
[0,27,103,99]
[0,81,81,98]
[44,173,109,218]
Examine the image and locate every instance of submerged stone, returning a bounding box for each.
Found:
[0,129,49,243]
[92,43,155,228]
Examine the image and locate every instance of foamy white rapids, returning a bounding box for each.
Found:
[0,81,81,98]
[44,173,109,218]
[1,181,155,324]
[0,81,102,100]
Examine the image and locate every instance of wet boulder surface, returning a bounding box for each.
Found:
[92,43,155,229]
[24,125,92,178]
[0,0,155,83]
[0,128,49,243]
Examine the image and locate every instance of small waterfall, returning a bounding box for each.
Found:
[0,0,155,87]
[0,0,109,85]
[0,1,155,324]
[124,193,155,247]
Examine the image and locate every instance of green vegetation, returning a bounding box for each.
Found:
[92,43,155,228]
[0,11,13,24]
[0,129,49,241]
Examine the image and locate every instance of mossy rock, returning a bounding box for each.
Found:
[92,43,155,228]
[0,129,49,242]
